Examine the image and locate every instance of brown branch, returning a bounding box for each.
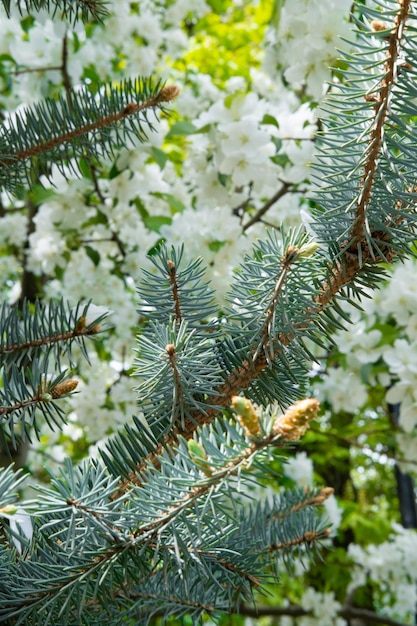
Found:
[350,5,408,244]
[339,605,411,626]
[113,376,267,497]
[123,541,264,595]
[89,164,106,203]
[0,395,42,417]
[252,244,300,362]
[238,602,410,626]
[165,343,186,425]
[113,341,271,497]
[9,49,77,301]
[269,528,330,553]
[239,603,308,618]
[316,0,412,310]
[102,526,324,612]
[232,186,253,219]
[317,226,398,313]
[87,165,127,257]
[5,85,179,163]
[0,324,102,357]
[114,588,216,614]
[61,33,72,95]
[243,182,292,232]
[18,197,41,305]
[167,260,182,323]
[278,487,335,519]
[81,583,217,618]
[12,33,72,94]
[12,50,91,302]
[12,65,64,76]
[0,379,78,416]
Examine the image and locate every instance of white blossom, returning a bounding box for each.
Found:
[348,525,417,621]
[284,452,314,487]
[316,368,368,414]
[0,506,33,554]
[299,587,346,626]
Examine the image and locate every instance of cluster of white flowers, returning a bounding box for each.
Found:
[374,259,417,465]
[315,366,369,414]
[349,524,417,622]
[276,589,346,626]
[187,75,316,195]
[299,588,346,626]
[264,0,352,99]
[316,254,417,468]
[284,450,314,487]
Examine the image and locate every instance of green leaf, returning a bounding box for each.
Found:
[271,0,286,27]
[151,146,168,169]
[373,321,400,345]
[167,121,198,137]
[261,114,279,128]
[85,245,100,266]
[207,0,229,12]
[77,157,94,180]
[29,185,57,205]
[208,240,226,252]
[143,215,172,232]
[343,508,392,545]
[151,192,186,213]
[271,153,289,167]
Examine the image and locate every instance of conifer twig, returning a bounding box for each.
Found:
[5,86,180,163]
[317,0,412,310]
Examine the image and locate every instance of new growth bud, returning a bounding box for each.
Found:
[75,315,86,332]
[297,241,319,258]
[272,398,319,441]
[188,439,212,476]
[51,379,79,399]
[283,240,318,266]
[158,85,180,102]
[371,20,388,31]
[39,378,78,401]
[310,486,334,506]
[231,396,261,437]
[0,504,18,515]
